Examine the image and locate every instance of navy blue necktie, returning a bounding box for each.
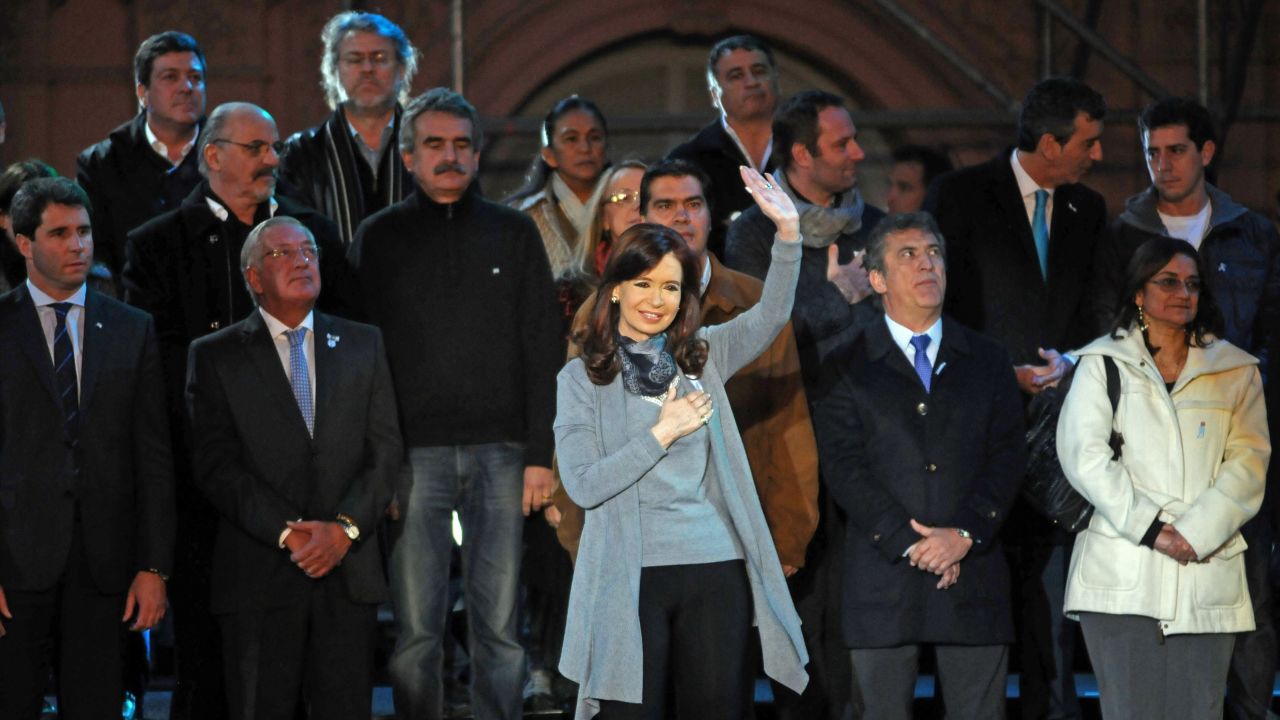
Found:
[910,334,932,392]
[51,302,80,445]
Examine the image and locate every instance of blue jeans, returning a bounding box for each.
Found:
[389,443,526,720]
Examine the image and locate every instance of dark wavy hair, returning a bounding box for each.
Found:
[576,223,708,385]
[505,95,609,207]
[1110,236,1222,352]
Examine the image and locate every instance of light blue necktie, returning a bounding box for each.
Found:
[910,334,932,393]
[1032,189,1050,280]
[287,328,314,436]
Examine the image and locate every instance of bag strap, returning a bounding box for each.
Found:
[1102,356,1124,460]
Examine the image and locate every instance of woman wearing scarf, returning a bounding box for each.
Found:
[554,167,808,719]
[508,96,611,337]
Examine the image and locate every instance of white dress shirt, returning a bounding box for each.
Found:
[258,308,316,401]
[145,119,197,168]
[884,312,942,370]
[27,280,87,394]
[1011,149,1054,236]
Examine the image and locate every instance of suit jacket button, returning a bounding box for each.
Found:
[210,320,220,330]
[916,402,928,415]
[988,510,997,518]
[925,463,937,472]
[872,532,881,542]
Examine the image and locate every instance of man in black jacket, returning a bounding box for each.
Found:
[1096,97,1280,720]
[77,31,206,279]
[668,34,780,258]
[815,212,1025,720]
[350,88,560,720]
[123,101,349,720]
[278,11,417,247]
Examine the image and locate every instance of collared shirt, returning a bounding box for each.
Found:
[698,255,713,297]
[1011,149,1054,235]
[27,280,88,393]
[145,119,197,169]
[721,115,772,172]
[884,312,942,370]
[205,195,279,223]
[346,113,395,172]
[258,307,316,402]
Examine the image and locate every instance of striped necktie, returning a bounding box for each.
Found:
[51,302,80,444]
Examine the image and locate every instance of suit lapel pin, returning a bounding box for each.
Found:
[326,333,339,348]
[208,234,219,244]
[1067,201,1078,213]
[95,322,103,329]
[1219,262,1227,272]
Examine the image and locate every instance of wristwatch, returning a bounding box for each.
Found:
[336,513,360,542]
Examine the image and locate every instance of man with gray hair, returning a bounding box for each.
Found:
[77,31,207,279]
[350,87,560,720]
[280,11,418,246]
[186,215,401,718]
[122,101,348,719]
[815,212,1024,720]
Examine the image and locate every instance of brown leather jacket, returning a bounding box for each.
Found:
[551,253,819,568]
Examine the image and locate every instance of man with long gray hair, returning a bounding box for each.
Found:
[279,11,418,246]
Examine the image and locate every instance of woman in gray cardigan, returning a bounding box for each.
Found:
[554,167,808,719]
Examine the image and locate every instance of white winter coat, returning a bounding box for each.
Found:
[1057,327,1269,636]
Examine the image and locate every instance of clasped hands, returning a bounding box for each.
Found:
[284,520,352,579]
[1154,523,1199,565]
[905,519,972,590]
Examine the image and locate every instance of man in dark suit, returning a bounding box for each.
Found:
[185,215,401,718]
[923,77,1108,720]
[814,212,1025,719]
[0,177,174,718]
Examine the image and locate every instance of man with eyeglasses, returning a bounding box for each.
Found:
[279,11,418,247]
[77,31,207,282]
[120,101,349,720]
[668,34,781,259]
[185,215,401,719]
[1095,96,1280,720]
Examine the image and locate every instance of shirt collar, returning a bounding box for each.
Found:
[144,118,197,166]
[1010,149,1053,201]
[26,279,87,308]
[205,194,279,223]
[258,307,314,337]
[720,115,772,172]
[883,312,942,356]
[698,254,713,297]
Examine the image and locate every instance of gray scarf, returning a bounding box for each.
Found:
[775,171,865,248]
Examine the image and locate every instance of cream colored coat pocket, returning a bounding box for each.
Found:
[1192,553,1249,609]
[1076,527,1140,591]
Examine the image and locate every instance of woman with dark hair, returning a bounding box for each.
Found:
[508,96,611,335]
[554,168,808,719]
[1057,237,1269,719]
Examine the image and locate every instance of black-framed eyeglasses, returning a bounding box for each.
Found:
[211,138,285,157]
[1148,276,1202,293]
[263,245,319,263]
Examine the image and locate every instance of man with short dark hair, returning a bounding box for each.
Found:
[886,145,952,214]
[0,177,174,719]
[186,215,401,719]
[1096,96,1280,720]
[123,101,349,719]
[352,87,561,720]
[815,212,1024,720]
[668,34,780,258]
[279,11,418,246]
[77,31,206,278]
[924,76,1109,720]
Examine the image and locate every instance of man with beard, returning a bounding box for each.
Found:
[350,88,561,720]
[724,89,885,720]
[279,11,418,247]
[122,101,348,719]
[669,35,781,258]
[77,31,207,279]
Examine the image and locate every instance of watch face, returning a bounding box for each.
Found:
[344,525,359,541]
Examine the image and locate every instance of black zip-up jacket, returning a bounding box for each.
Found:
[348,183,561,467]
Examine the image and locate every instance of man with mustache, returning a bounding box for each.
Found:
[120,101,348,719]
[349,88,561,720]
[813,212,1025,720]
[279,11,418,247]
[77,32,207,281]
[669,34,781,259]
[1095,96,1280,720]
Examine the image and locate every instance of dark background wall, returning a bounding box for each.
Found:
[1,0,1277,216]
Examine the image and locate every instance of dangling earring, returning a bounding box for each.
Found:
[1137,304,1148,331]
[610,295,619,304]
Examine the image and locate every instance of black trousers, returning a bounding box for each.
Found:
[598,560,751,720]
[219,577,377,720]
[0,525,126,720]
